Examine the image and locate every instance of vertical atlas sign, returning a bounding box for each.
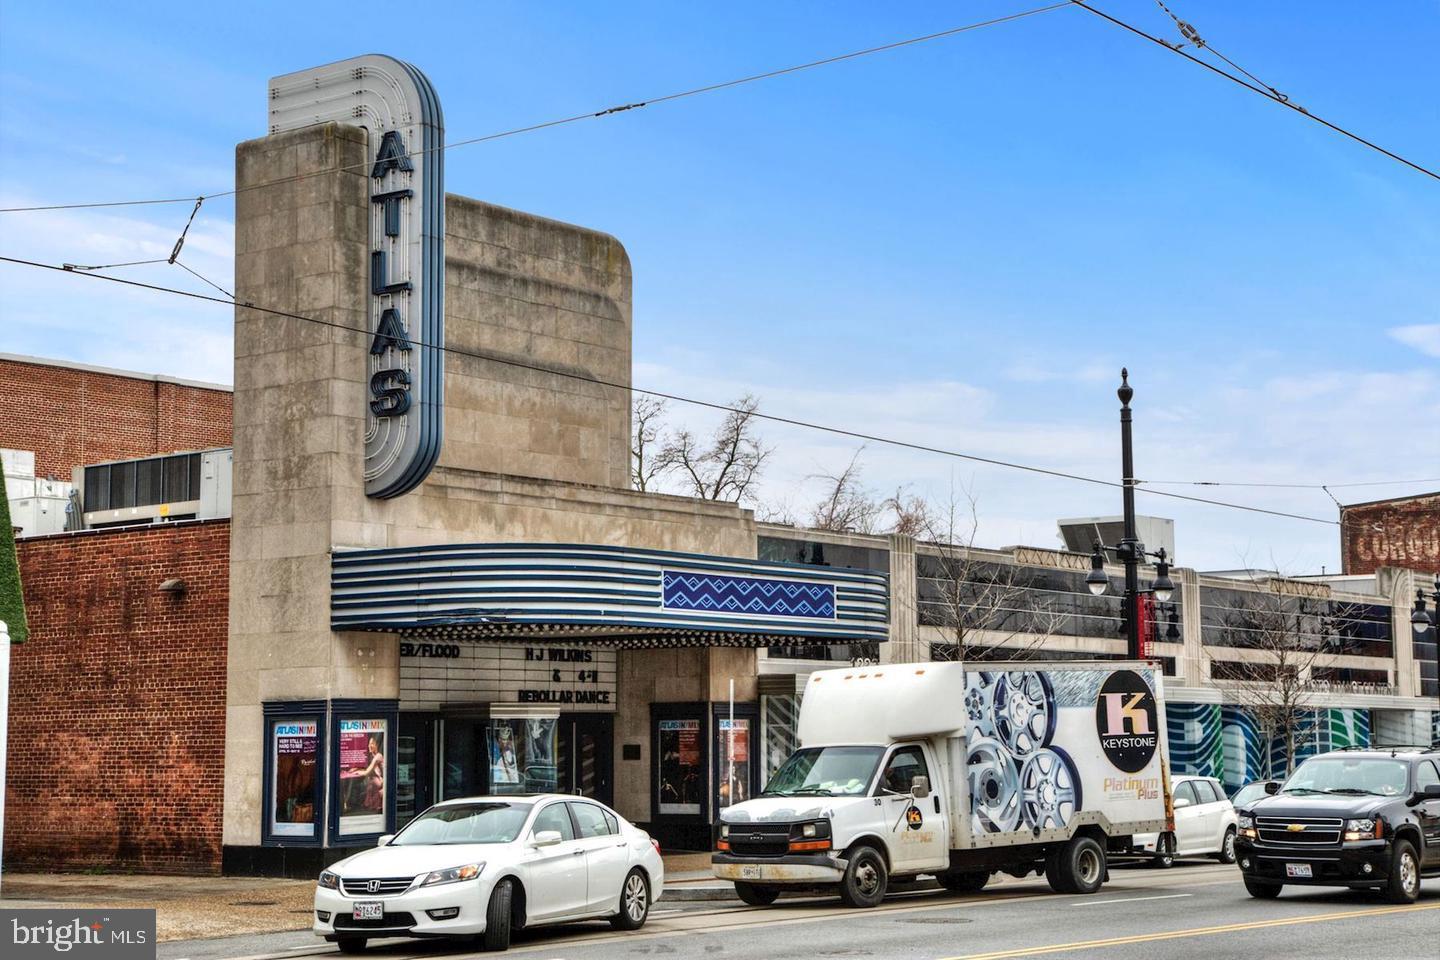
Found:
[269,55,445,498]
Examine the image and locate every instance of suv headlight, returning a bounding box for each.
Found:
[720,824,730,839]
[1344,819,1381,841]
[318,870,340,890]
[420,863,484,886]
[1237,814,1253,830]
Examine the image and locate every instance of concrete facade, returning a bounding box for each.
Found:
[225,122,765,855]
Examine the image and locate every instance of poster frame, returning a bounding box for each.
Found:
[710,701,760,815]
[328,698,399,846]
[650,702,709,824]
[261,700,327,847]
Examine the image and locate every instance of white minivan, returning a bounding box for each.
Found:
[1132,774,1238,867]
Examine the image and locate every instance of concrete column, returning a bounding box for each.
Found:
[885,534,921,664]
[1379,566,1417,699]
[1178,566,1205,686]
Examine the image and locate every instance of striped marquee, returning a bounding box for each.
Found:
[331,543,888,648]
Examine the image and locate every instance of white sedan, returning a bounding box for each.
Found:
[1132,775,1239,867]
[314,795,664,952]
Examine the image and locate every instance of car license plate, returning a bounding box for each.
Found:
[1285,863,1313,879]
[739,865,761,880]
[352,901,384,920]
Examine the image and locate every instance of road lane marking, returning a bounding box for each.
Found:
[939,902,1440,960]
[1069,893,1191,906]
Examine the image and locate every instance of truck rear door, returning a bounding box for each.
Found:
[875,743,949,873]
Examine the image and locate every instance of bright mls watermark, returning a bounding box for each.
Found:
[3,909,156,960]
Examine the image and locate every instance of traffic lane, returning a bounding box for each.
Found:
[158,865,1437,960]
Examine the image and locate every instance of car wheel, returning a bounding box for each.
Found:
[1243,877,1282,899]
[334,938,367,955]
[938,871,990,893]
[1048,836,1105,895]
[734,882,780,906]
[1214,828,1237,865]
[839,845,888,908]
[482,879,513,951]
[1384,839,1420,904]
[1152,833,1175,869]
[610,869,651,930]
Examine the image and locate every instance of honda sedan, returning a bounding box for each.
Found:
[314,795,664,952]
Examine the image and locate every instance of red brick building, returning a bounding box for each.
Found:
[0,353,232,479]
[2,354,234,873]
[1341,491,1440,576]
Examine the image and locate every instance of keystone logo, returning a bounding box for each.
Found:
[906,806,924,830]
[1094,670,1159,773]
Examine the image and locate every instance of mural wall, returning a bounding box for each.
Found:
[1167,702,1374,794]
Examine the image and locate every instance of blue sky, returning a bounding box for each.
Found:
[1,0,1437,571]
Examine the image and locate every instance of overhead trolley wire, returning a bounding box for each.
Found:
[0,2,1070,215]
[0,253,1342,528]
[1068,0,1440,181]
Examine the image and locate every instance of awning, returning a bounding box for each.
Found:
[330,542,888,648]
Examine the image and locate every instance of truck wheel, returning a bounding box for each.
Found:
[734,882,780,906]
[938,871,990,893]
[1213,828,1237,865]
[1384,839,1420,904]
[1152,833,1175,869]
[1243,877,1282,899]
[839,845,888,908]
[482,879,513,951]
[1048,836,1105,895]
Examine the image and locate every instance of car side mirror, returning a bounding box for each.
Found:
[377,834,394,847]
[531,830,563,847]
[1418,784,1440,801]
[1173,797,1191,809]
[911,775,930,799]
[1264,782,1280,796]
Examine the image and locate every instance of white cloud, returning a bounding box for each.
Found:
[1388,324,1440,359]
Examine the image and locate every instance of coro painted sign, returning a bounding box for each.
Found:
[269,54,445,498]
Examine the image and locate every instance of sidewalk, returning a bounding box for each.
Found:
[0,852,735,942]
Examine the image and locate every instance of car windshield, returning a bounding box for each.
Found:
[1231,782,1269,807]
[390,802,534,845]
[1281,758,1408,797]
[762,746,884,797]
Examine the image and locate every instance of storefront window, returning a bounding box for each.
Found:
[717,718,752,809]
[656,718,703,815]
[486,718,558,794]
[268,718,321,840]
[337,718,388,836]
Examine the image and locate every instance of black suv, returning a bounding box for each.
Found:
[1234,746,1440,903]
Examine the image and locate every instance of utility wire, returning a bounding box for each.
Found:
[62,258,168,272]
[0,2,1069,215]
[1140,477,1440,490]
[1069,0,1439,181]
[0,253,1342,527]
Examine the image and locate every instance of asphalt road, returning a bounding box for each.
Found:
[160,862,1440,960]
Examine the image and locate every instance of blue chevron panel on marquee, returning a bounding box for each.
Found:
[662,573,836,620]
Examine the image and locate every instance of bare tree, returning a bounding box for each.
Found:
[659,393,772,503]
[806,448,882,533]
[1205,576,1335,776]
[919,484,1066,662]
[630,395,669,492]
[882,485,931,538]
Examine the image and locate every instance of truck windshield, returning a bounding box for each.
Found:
[762,746,884,797]
[1281,757,1408,797]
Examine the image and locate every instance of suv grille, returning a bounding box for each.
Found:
[1255,816,1343,846]
[340,877,415,897]
[727,823,791,858]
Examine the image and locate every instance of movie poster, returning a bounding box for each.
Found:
[658,719,702,815]
[337,718,387,835]
[717,718,751,809]
[486,719,559,794]
[271,720,318,837]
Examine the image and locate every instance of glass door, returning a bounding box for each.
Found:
[396,713,435,826]
[560,714,614,806]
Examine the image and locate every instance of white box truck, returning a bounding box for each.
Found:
[713,660,1173,906]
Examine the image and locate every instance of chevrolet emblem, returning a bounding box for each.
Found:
[1287,824,1306,832]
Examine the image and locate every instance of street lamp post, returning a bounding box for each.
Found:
[1085,369,1175,660]
[1409,575,1440,706]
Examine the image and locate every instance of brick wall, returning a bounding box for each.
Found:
[1341,492,1440,576]
[0,357,233,478]
[5,520,229,874]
